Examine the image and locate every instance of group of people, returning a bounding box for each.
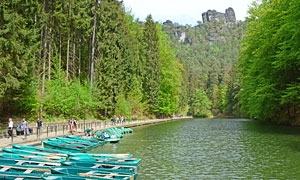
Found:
[7,117,43,140]
[110,115,126,125]
[68,118,78,134]
[100,131,116,139]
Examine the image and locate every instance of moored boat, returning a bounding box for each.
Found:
[68,156,141,165]
[12,144,70,155]
[69,152,132,158]
[61,161,138,173]
[56,137,98,148]
[50,167,136,180]
[42,140,86,153]
[66,135,104,145]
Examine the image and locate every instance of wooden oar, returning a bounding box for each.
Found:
[0,165,51,173]
[78,173,134,180]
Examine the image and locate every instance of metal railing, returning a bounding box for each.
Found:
[0,116,192,143]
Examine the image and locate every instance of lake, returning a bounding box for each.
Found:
[91,118,300,179]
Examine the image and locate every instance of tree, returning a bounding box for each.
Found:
[142,15,161,114]
[191,89,212,117]
[238,0,300,123]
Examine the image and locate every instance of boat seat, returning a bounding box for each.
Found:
[91,164,101,168]
[15,170,33,180]
[0,167,9,172]
[16,162,23,165]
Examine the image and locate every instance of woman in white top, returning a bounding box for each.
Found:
[8,118,13,138]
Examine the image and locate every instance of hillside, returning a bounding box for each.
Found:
[162,8,247,116]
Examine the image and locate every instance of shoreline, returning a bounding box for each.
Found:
[0,116,192,149]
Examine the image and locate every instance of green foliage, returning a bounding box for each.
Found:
[127,76,148,119]
[115,94,131,119]
[142,15,161,113]
[43,57,98,119]
[94,0,134,116]
[191,89,212,117]
[156,24,183,115]
[238,0,300,122]
[162,19,246,117]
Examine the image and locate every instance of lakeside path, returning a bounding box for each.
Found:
[0,116,192,149]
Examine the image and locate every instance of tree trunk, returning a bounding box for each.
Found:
[88,35,91,79]
[67,35,70,81]
[59,32,62,76]
[78,37,81,82]
[32,13,37,78]
[41,0,48,96]
[37,29,43,84]
[48,27,52,80]
[73,36,76,78]
[90,0,97,91]
[66,0,72,81]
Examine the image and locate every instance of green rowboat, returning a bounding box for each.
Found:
[42,140,86,153]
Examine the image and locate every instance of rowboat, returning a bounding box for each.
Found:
[61,161,138,173]
[56,137,98,148]
[116,127,133,134]
[66,135,104,145]
[12,144,70,155]
[0,171,42,180]
[0,163,51,174]
[105,137,121,144]
[2,148,68,158]
[47,139,92,150]
[0,157,61,166]
[69,153,132,158]
[50,164,137,175]
[64,160,139,168]
[68,156,141,165]
[50,167,136,180]
[42,174,116,180]
[0,152,66,162]
[42,140,86,153]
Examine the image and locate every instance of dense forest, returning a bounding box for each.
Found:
[163,19,246,117]
[2,0,298,124]
[0,0,185,121]
[0,0,248,122]
[238,0,300,124]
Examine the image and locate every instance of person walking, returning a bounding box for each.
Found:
[73,119,77,132]
[21,118,28,140]
[36,118,43,136]
[68,119,73,131]
[7,118,13,138]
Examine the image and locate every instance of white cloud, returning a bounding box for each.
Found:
[123,0,254,25]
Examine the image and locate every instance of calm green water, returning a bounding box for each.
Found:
[90,118,300,179]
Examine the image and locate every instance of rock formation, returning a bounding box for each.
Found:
[202,7,236,24]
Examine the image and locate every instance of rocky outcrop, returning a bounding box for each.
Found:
[202,7,236,24]
[225,8,236,23]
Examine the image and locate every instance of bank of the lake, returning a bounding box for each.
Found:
[0,116,191,148]
[91,118,300,179]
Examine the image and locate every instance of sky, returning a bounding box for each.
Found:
[122,0,254,25]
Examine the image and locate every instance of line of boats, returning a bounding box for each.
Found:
[0,127,139,180]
